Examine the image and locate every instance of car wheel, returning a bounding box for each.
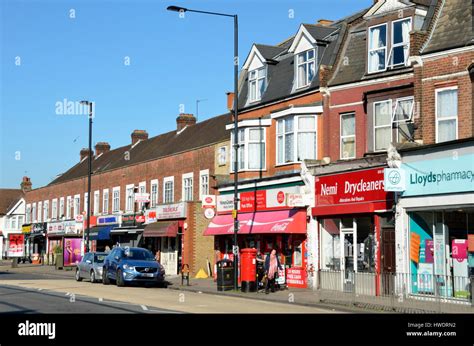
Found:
[116,269,125,287]
[75,269,82,282]
[90,270,96,283]
[102,267,110,285]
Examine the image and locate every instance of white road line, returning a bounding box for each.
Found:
[140,305,148,311]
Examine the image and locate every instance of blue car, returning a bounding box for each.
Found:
[102,247,166,287]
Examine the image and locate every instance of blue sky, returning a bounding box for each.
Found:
[0,0,372,189]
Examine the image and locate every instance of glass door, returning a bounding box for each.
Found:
[340,218,356,292]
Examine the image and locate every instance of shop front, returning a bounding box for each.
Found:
[47,220,82,265]
[209,184,309,288]
[89,215,118,252]
[143,203,186,275]
[396,139,474,301]
[110,213,144,249]
[313,167,393,295]
[26,223,46,264]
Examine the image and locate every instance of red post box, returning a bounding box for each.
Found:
[240,248,257,292]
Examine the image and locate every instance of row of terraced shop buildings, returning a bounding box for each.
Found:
[2,0,473,301]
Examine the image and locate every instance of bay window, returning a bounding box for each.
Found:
[296,49,316,88]
[277,115,316,164]
[368,24,387,73]
[248,67,266,102]
[436,87,458,143]
[232,127,266,171]
[340,113,355,159]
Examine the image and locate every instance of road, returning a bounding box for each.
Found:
[0,268,341,314]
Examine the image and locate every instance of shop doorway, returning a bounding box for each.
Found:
[161,237,178,275]
[381,228,396,295]
[340,218,356,292]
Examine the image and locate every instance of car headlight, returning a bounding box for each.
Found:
[123,264,135,270]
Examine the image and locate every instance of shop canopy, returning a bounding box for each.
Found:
[204,210,306,236]
[143,221,179,238]
[110,226,144,235]
[88,225,116,241]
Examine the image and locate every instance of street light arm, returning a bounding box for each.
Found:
[167,5,235,18]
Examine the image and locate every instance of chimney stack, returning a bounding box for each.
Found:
[95,142,111,156]
[21,176,32,192]
[317,19,334,26]
[80,148,94,161]
[176,113,196,132]
[226,92,235,111]
[131,130,148,145]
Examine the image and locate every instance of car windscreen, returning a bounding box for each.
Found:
[94,254,106,263]
[125,249,154,261]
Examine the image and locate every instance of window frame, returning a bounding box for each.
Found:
[26,204,31,223]
[182,172,194,202]
[367,23,388,74]
[102,189,109,214]
[295,49,316,89]
[248,66,267,102]
[93,190,100,215]
[51,198,58,220]
[43,200,49,221]
[373,99,393,152]
[138,181,146,211]
[150,179,158,208]
[340,112,356,160]
[199,169,210,201]
[388,17,412,68]
[125,184,135,212]
[218,146,227,166]
[66,197,71,219]
[73,195,80,218]
[435,86,458,143]
[59,197,65,219]
[112,187,120,213]
[163,176,174,204]
[84,192,89,213]
[276,114,317,165]
[230,127,267,172]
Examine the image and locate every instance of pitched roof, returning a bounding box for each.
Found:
[302,24,339,41]
[422,0,473,54]
[48,113,231,186]
[0,189,23,215]
[254,44,286,60]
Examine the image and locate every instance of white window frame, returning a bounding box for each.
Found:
[392,96,415,143]
[373,99,393,152]
[51,198,58,220]
[231,127,266,172]
[150,179,159,208]
[84,192,89,213]
[435,86,458,143]
[125,184,135,212]
[37,201,42,222]
[43,200,49,221]
[93,190,100,215]
[276,114,317,165]
[73,195,80,218]
[26,204,31,223]
[163,176,174,204]
[218,146,227,166]
[248,66,266,102]
[182,173,194,202]
[66,197,71,219]
[103,189,109,214]
[295,49,316,89]
[368,23,388,74]
[112,187,120,213]
[340,112,356,160]
[388,18,412,68]
[138,181,146,211]
[199,169,210,201]
[59,197,65,219]
[32,203,37,222]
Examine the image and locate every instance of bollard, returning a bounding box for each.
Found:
[11,258,18,268]
[181,264,190,286]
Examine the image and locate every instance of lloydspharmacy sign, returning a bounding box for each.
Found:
[401,153,474,197]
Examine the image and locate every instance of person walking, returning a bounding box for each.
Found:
[154,249,161,263]
[264,249,282,294]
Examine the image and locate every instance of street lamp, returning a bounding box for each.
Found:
[167,5,240,290]
[80,100,93,253]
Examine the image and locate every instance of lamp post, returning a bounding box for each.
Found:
[167,5,239,290]
[80,100,93,253]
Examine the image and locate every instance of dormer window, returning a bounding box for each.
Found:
[368,18,412,73]
[296,49,315,88]
[248,67,266,102]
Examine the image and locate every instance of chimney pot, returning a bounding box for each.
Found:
[21,176,32,192]
[131,130,148,145]
[95,142,111,156]
[226,92,235,111]
[176,113,196,131]
[80,148,94,161]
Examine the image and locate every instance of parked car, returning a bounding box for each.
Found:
[102,247,166,287]
[75,252,107,283]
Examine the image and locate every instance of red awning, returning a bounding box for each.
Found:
[143,221,179,238]
[204,210,306,236]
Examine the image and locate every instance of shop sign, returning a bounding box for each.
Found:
[217,194,238,213]
[22,225,32,234]
[286,267,306,288]
[401,153,474,197]
[8,234,24,257]
[135,215,145,223]
[134,193,150,203]
[122,213,145,226]
[64,220,77,234]
[240,190,267,212]
[276,265,286,285]
[97,215,119,225]
[286,193,305,207]
[384,168,406,192]
[201,195,216,208]
[156,202,186,220]
[315,168,390,206]
[145,210,157,223]
[204,208,215,219]
[75,214,84,222]
[48,221,65,235]
[63,238,83,267]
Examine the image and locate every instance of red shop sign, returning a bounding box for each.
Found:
[286,267,307,288]
[316,168,390,207]
[240,190,267,213]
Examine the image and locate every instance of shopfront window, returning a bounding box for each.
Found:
[409,210,474,299]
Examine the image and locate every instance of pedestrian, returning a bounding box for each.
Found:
[105,245,111,253]
[256,249,265,290]
[154,249,161,263]
[264,249,282,294]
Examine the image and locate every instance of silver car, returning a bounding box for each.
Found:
[75,252,107,283]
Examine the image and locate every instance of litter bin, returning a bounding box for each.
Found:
[216,259,234,291]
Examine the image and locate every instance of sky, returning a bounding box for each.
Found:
[0,0,372,189]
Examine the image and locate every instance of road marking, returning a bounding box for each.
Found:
[140,305,148,311]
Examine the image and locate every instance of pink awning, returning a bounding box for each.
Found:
[204,210,306,236]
